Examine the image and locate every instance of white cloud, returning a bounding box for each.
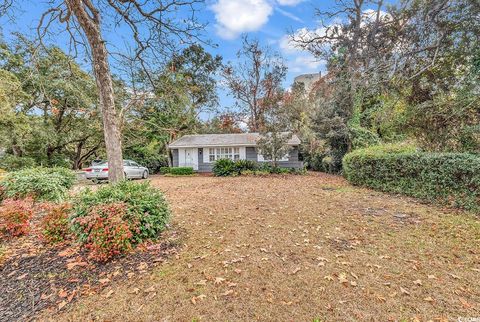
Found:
[275,7,303,23]
[211,0,273,40]
[278,33,325,74]
[277,0,304,6]
[289,55,325,73]
[279,34,301,54]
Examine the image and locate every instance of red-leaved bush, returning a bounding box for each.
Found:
[73,202,134,261]
[0,198,34,239]
[40,202,72,244]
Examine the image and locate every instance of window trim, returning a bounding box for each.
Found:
[208,147,241,163]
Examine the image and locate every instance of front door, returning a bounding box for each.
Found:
[184,148,198,170]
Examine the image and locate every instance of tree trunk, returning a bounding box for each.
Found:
[67,0,124,183]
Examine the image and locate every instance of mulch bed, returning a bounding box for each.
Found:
[0,227,183,322]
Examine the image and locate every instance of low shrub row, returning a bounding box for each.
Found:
[212,158,306,177]
[212,159,257,176]
[160,167,194,176]
[0,167,76,202]
[343,145,480,212]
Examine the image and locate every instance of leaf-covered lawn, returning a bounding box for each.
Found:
[47,173,479,321]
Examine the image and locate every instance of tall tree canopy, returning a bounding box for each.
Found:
[223,36,287,132]
[288,0,480,171]
[0,0,207,182]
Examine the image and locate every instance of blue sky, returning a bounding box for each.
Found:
[1,0,336,117]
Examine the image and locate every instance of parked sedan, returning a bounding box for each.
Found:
[84,160,149,181]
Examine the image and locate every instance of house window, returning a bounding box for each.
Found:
[234,147,240,160]
[209,148,216,162]
[208,147,241,162]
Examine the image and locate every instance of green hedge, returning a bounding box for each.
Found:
[0,167,76,202]
[343,147,480,212]
[160,167,194,175]
[213,158,306,177]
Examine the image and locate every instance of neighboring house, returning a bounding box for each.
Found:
[294,73,321,94]
[168,133,303,172]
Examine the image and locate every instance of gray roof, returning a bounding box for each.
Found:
[169,133,301,148]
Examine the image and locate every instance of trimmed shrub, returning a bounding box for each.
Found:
[0,198,34,238]
[0,167,76,202]
[73,203,134,262]
[290,167,307,175]
[160,167,194,175]
[40,203,72,244]
[343,146,480,212]
[71,181,170,244]
[214,159,306,176]
[234,160,256,173]
[213,159,237,176]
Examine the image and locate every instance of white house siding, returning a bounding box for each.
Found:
[177,148,198,170]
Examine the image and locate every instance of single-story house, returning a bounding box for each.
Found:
[168,133,303,172]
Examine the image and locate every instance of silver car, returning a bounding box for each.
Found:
[85,160,149,181]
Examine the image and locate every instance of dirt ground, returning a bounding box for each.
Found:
[46,173,479,321]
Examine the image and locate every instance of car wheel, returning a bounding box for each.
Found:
[142,170,148,179]
[124,172,128,180]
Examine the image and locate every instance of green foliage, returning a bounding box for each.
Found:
[234,160,256,173]
[212,159,237,177]
[0,167,76,202]
[349,125,380,150]
[0,38,103,170]
[71,181,170,243]
[0,155,36,171]
[343,146,480,212]
[40,202,72,244]
[404,87,479,153]
[214,159,305,176]
[213,159,257,177]
[160,167,194,175]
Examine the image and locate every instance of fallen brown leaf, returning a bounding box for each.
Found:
[413,279,422,286]
[214,277,226,285]
[99,278,110,284]
[222,289,234,296]
[58,289,68,298]
[144,286,156,293]
[57,301,67,310]
[400,287,410,295]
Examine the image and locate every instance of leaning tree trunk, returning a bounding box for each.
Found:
[67,0,124,183]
